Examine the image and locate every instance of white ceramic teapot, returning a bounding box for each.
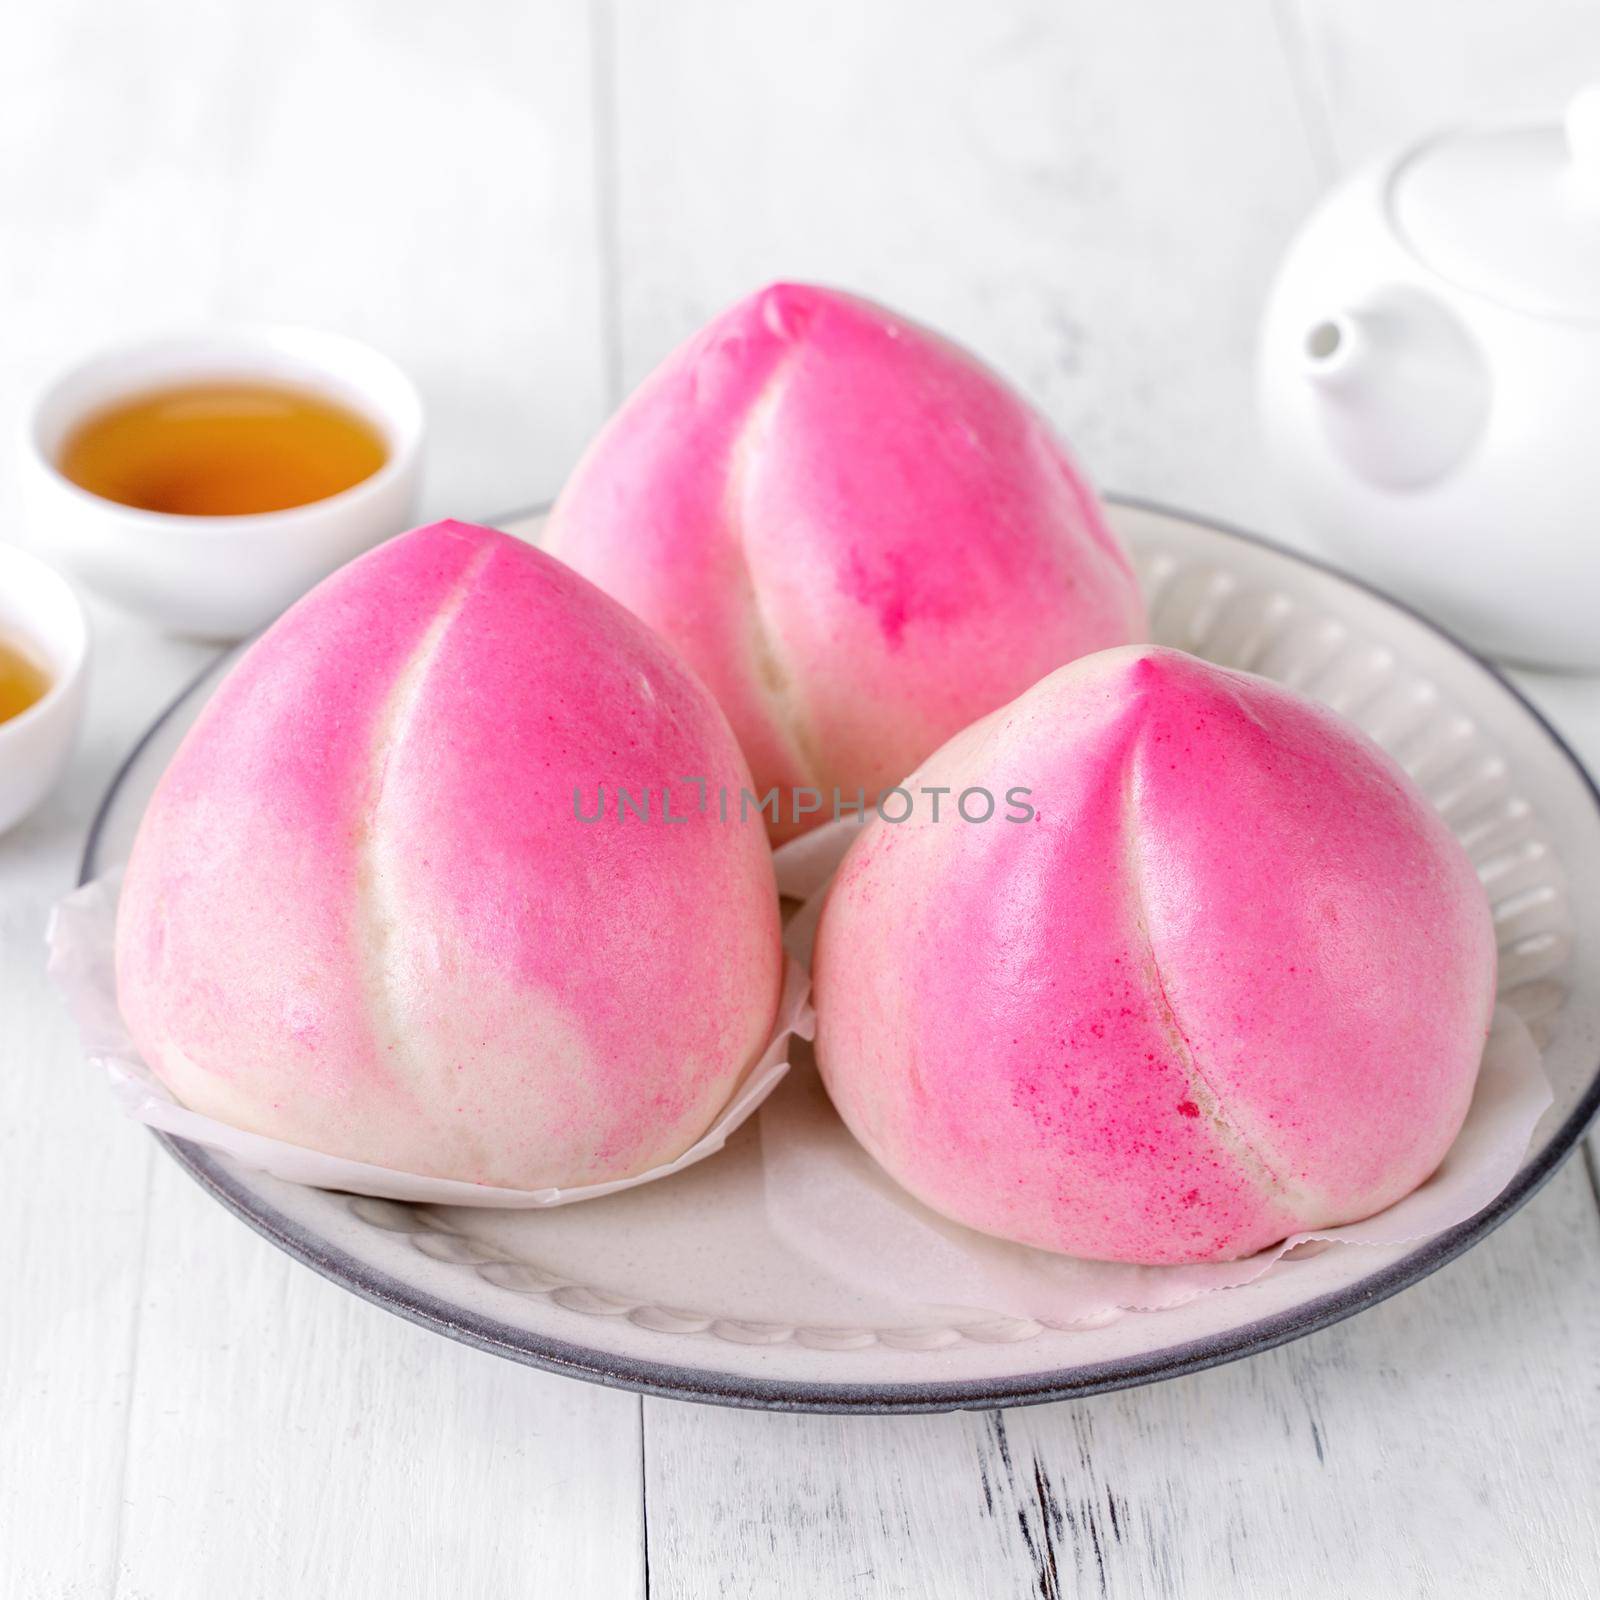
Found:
[1258,88,1600,669]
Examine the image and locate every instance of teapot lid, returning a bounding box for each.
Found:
[1390,86,1600,321]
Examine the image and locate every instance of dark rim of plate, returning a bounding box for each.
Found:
[80,495,1600,1415]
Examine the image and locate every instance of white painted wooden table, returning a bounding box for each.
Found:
[4,4,1599,1595]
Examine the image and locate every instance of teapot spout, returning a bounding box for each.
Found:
[1302,314,1367,389]
[1299,291,1489,489]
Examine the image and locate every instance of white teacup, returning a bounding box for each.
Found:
[0,543,89,836]
[23,326,424,639]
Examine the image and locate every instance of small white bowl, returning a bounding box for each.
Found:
[0,543,89,836]
[22,326,424,640]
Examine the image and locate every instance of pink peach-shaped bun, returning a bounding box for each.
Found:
[545,282,1147,842]
[813,645,1497,1265]
[116,520,784,1189]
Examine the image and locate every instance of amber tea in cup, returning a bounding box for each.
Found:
[57,380,388,516]
[0,631,51,725]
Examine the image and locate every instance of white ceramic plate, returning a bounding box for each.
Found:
[82,499,1600,1412]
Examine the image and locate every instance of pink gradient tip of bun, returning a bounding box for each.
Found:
[115,520,784,1190]
[545,282,1147,841]
[813,645,1498,1266]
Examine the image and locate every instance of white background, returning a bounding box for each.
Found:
[3,2,1600,1595]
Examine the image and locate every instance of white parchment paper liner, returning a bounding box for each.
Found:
[764,819,1555,1327]
[48,871,814,1209]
